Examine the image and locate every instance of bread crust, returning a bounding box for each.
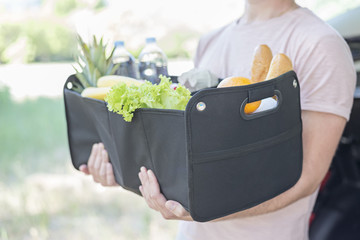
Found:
[250,45,273,83]
[265,53,293,80]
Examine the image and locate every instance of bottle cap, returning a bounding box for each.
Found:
[146,37,156,44]
[114,41,125,47]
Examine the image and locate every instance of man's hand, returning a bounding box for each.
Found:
[138,166,193,221]
[79,143,119,187]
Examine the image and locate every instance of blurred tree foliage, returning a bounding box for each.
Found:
[0,24,23,63]
[55,0,79,15]
[0,20,77,63]
[0,0,110,63]
[54,0,107,15]
[25,20,77,62]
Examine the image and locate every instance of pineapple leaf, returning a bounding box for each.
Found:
[73,34,118,89]
[109,63,120,75]
[93,35,98,48]
[75,72,90,88]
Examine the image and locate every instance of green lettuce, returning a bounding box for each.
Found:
[105,75,191,122]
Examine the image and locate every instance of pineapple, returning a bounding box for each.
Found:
[72,35,119,93]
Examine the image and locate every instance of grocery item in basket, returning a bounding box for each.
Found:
[265,53,293,80]
[217,77,261,114]
[250,44,273,83]
[105,75,191,122]
[72,35,119,93]
[81,87,111,100]
[97,75,143,88]
[113,41,140,79]
[138,37,169,84]
[177,68,219,92]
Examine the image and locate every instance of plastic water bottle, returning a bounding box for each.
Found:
[138,37,168,84]
[113,41,139,79]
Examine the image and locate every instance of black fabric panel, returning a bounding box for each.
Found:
[191,127,301,220]
[186,71,303,221]
[108,110,152,194]
[63,76,101,169]
[141,109,189,209]
[81,97,124,186]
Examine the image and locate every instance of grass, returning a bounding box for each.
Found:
[0,87,178,239]
[0,86,68,182]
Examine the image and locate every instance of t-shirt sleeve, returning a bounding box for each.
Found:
[194,34,211,68]
[294,33,356,121]
[193,38,203,68]
[194,24,230,69]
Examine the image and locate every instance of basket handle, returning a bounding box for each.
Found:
[240,88,282,120]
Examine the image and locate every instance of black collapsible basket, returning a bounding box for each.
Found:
[63,70,303,222]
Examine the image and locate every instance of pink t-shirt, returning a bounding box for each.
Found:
[177,7,356,240]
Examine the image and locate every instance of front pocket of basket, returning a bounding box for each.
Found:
[191,123,301,164]
[189,125,302,220]
[140,109,189,209]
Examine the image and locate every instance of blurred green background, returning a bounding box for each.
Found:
[0,0,360,239]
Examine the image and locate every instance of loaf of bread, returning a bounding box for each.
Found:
[250,44,273,83]
[265,53,293,80]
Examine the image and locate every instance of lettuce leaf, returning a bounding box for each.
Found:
[105,75,191,122]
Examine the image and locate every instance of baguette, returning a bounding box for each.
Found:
[250,44,273,83]
[265,53,293,80]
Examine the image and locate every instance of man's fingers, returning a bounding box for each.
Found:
[139,167,149,188]
[165,200,189,218]
[138,167,149,195]
[102,148,109,163]
[88,143,98,172]
[147,169,167,210]
[106,162,118,186]
[91,143,104,182]
[147,169,160,193]
[93,143,103,171]
[99,154,107,185]
[79,164,90,175]
[139,185,144,195]
[139,166,159,208]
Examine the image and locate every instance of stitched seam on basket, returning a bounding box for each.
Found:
[140,110,184,117]
[192,123,301,164]
[139,108,185,116]
[186,104,196,217]
[82,96,107,105]
[139,110,156,171]
[106,111,122,179]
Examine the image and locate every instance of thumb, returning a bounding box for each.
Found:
[79,164,90,175]
[165,200,189,217]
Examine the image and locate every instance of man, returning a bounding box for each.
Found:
[80,0,356,239]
